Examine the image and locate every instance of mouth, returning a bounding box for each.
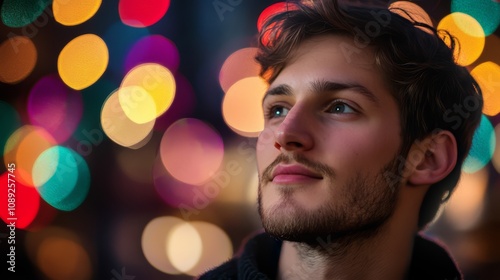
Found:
[271,164,323,184]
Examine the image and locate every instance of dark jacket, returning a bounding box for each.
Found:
[196,231,462,280]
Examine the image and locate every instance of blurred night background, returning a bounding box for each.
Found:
[0,0,499,279]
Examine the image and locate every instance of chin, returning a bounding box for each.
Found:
[266,184,331,211]
[260,198,324,241]
[258,189,393,248]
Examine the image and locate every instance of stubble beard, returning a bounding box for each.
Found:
[257,153,401,252]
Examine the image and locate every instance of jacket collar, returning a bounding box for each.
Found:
[237,231,462,280]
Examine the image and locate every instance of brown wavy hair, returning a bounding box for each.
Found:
[255,0,483,229]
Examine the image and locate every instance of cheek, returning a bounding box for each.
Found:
[256,128,278,172]
[321,125,400,173]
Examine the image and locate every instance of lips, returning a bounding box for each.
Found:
[271,164,323,184]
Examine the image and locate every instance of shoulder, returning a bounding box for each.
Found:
[195,230,281,280]
[196,258,239,280]
[409,233,463,280]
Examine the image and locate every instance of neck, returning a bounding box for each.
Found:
[277,186,425,280]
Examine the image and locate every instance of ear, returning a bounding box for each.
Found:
[406,130,458,186]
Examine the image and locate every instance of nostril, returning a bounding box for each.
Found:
[286,141,303,148]
[274,142,281,150]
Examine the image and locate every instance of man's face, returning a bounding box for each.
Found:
[257,35,404,243]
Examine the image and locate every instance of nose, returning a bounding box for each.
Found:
[274,105,314,152]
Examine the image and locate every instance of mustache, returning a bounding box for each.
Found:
[261,153,335,182]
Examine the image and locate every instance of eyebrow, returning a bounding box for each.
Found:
[262,79,380,105]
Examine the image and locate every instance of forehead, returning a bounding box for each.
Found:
[270,35,387,94]
[290,35,376,66]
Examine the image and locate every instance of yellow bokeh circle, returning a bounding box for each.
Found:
[58,34,109,90]
[470,61,500,116]
[437,12,485,66]
[53,0,102,26]
[120,63,176,123]
[222,76,268,137]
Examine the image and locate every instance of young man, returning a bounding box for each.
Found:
[199,0,483,279]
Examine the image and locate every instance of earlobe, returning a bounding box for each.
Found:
[407,131,458,186]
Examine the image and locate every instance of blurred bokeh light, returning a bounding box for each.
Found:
[160,118,224,185]
[166,222,203,273]
[470,61,500,116]
[101,88,155,148]
[219,47,260,93]
[389,1,433,33]
[222,76,267,137]
[3,125,56,186]
[25,227,93,280]
[32,146,91,211]
[185,221,233,276]
[451,0,500,36]
[53,0,102,26]
[37,237,92,280]
[153,155,209,210]
[462,115,496,173]
[119,0,170,27]
[0,171,40,229]
[141,216,184,275]
[153,74,196,132]
[0,36,37,84]
[437,12,485,66]
[1,0,51,27]
[257,2,293,46]
[125,34,180,74]
[493,123,500,173]
[445,168,489,231]
[119,63,176,123]
[58,34,109,90]
[28,74,83,143]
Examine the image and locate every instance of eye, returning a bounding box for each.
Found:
[265,105,290,119]
[327,101,356,114]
